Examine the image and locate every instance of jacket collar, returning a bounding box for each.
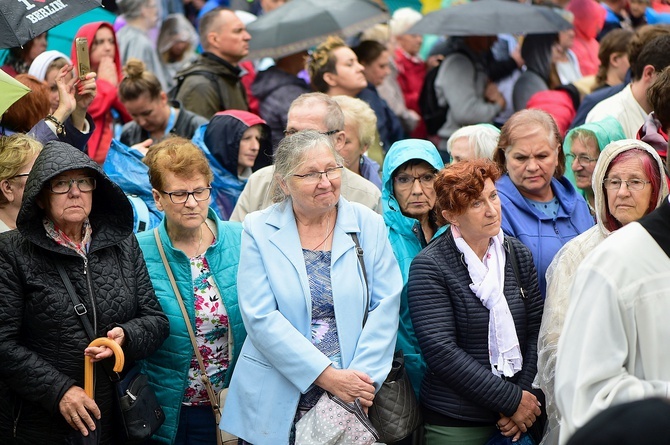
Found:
[202,52,242,76]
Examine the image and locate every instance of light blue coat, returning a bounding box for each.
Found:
[220,197,402,445]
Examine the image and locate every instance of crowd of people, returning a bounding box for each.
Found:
[2,0,670,444]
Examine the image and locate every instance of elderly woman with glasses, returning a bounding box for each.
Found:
[136,137,246,445]
[221,130,402,445]
[562,117,625,214]
[381,138,444,399]
[535,139,668,445]
[0,140,169,443]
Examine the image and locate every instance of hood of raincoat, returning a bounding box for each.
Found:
[203,110,272,176]
[563,116,626,188]
[382,139,444,233]
[71,22,123,81]
[17,140,133,253]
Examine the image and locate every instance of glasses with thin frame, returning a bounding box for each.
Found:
[393,172,437,189]
[49,177,97,194]
[283,129,341,137]
[293,166,343,185]
[9,173,30,180]
[160,187,212,204]
[603,178,650,191]
[566,152,598,168]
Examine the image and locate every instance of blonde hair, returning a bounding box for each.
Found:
[0,134,42,205]
[306,36,347,93]
[119,58,163,102]
[331,95,378,151]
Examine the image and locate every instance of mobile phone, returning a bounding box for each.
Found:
[75,37,90,81]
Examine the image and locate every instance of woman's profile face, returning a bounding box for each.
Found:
[339,121,364,171]
[505,124,559,201]
[285,144,341,215]
[363,50,391,87]
[445,178,501,246]
[154,171,210,232]
[605,155,653,226]
[41,169,94,228]
[238,125,262,172]
[392,161,437,220]
[326,46,367,95]
[2,153,38,210]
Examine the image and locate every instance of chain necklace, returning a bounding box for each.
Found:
[296,209,335,251]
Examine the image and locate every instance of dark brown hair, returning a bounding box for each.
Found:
[119,58,163,102]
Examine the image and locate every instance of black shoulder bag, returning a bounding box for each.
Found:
[57,262,165,444]
[350,233,423,443]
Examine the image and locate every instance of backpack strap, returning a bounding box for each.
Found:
[171,70,228,111]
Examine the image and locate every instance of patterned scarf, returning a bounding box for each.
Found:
[43,218,92,259]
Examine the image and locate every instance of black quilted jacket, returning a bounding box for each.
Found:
[0,141,169,444]
[407,230,543,424]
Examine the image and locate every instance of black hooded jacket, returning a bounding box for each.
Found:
[0,141,169,444]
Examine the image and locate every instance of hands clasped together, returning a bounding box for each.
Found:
[497,390,542,442]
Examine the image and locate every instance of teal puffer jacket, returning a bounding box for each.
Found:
[137,209,245,444]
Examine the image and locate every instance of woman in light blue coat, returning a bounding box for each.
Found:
[221,130,402,445]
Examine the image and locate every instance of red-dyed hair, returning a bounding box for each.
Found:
[2,74,49,133]
[603,148,662,231]
[434,159,501,225]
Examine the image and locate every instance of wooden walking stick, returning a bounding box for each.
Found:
[84,338,125,398]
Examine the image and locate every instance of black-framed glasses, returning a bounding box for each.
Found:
[49,177,96,194]
[393,172,437,189]
[9,173,30,180]
[283,128,341,137]
[160,187,212,204]
[293,166,343,184]
[603,178,650,191]
[566,152,598,168]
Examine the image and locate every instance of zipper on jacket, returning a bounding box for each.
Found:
[13,399,22,437]
[83,257,98,332]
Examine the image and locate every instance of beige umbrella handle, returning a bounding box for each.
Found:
[84,337,125,399]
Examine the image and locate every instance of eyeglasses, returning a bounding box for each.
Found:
[283,129,341,136]
[160,187,212,204]
[393,172,437,189]
[292,166,343,184]
[9,173,30,180]
[49,177,97,194]
[603,178,651,191]
[566,152,598,167]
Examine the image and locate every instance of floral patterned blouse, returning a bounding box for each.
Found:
[182,248,230,406]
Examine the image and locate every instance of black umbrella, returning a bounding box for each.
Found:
[0,0,102,49]
[407,0,572,36]
[245,0,389,60]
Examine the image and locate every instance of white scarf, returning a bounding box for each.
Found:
[452,225,522,377]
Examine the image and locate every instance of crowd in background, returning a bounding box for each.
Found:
[3,0,670,444]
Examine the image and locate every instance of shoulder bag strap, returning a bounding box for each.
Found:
[505,238,526,299]
[350,233,370,327]
[153,229,221,413]
[57,262,96,341]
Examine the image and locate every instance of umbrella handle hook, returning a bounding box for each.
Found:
[84,337,125,399]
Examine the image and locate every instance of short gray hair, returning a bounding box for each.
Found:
[117,0,149,20]
[447,124,500,161]
[389,7,422,36]
[289,93,344,133]
[270,130,343,203]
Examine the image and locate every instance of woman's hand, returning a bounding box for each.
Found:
[510,390,542,433]
[314,366,376,407]
[58,386,101,436]
[97,56,118,87]
[84,327,125,363]
[498,415,521,441]
[75,71,98,112]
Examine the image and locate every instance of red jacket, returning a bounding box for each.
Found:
[71,22,131,164]
[395,48,427,138]
[567,0,606,76]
